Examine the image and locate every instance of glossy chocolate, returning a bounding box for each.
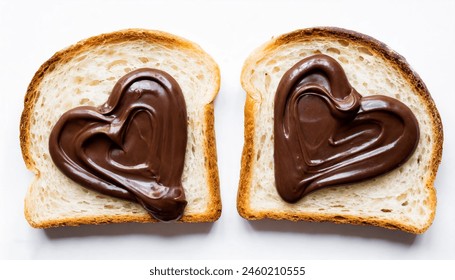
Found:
[274,54,419,202]
[49,68,188,221]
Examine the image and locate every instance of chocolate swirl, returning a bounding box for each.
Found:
[274,54,419,203]
[49,68,188,221]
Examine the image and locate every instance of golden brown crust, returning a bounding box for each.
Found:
[201,103,222,222]
[25,207,217,228]
[22,29,221,227]
[238,27,443,234]
[237,96,256,219]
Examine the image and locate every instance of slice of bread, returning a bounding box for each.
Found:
[238,27,443,234]
[21,29,221,227]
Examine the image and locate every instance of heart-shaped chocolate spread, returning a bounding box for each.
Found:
[49,68,188,221]
[274,54,419,203]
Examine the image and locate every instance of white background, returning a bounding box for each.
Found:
[0,0,454,260]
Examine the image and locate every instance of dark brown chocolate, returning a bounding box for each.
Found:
[274,54,419,202]
[49,68,188,221]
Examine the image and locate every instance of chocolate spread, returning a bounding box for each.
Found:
[274,54,419,202]
[49,68,188,221]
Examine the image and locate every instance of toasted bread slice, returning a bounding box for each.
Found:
[238,27,442,234]
[21,29,221,227]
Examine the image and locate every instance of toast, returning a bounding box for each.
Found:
[238,27,443,234]
[21,29,221,227]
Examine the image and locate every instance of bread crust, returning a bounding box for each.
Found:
[21,29,221,227]
[238,27,443,234]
